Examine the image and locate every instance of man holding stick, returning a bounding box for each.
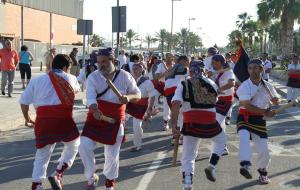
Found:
[20,54,81,190]
[127,63,156,152]
[236,59,279,184]
[171,61,226,190]
[154,53,175,131]
[211,54,236,155]
[79,48,141,190]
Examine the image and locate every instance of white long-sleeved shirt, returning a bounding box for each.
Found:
[216,69,235,97]
[237,78,278,109]
[135,76,157,98]
[19,72,80,108]
[86,70,141,107]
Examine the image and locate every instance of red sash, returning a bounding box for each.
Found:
[164,86,177,96]
[183,111,216,124]
[35,72,79,149]
[182,110,222,138]
[239,108,263,122]
[287,73,300,88]
[218,95,234,102]
[288,73,300,79]
[82,100,126,145]
[151,80,165,95]
[127,98,149,120]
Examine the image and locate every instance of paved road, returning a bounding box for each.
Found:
[0,94,300,190]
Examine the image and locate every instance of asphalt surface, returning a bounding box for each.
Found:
[0,97,300,190]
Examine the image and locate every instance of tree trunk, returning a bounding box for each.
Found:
[280,5,294,58]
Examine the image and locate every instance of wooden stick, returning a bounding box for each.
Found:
[100,115,116,124]
[264,99,298,120]
[106,79,123,99]
[274,99,298,114]
[172,135,180,167]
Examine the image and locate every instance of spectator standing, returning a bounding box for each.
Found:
[19,45,34,89]
[0,40,19,97]
[69,48,80,76]
[45,48,56,72]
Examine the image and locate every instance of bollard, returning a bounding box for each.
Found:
[40,62,42,71]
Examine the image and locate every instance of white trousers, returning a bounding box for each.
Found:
[181,131,226,174]
[133,117,143,148]
[79,135,123,181]
[238,129,270,169]
[32,137,80,182]
[163,97,170,121]
[287,87,300,101]
[226,98,238,118]
[216,113,226,132]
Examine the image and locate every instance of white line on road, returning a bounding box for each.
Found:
[135,151,168,190]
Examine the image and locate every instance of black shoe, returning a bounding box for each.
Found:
[48,175,63,190]
[240,166,252,179]
[204,166,216,182]
[225,117,231,125]
[1,91,5,95]
[130,147,142,152]
[8,94,12,98]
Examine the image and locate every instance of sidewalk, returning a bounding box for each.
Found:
[0,69,85,132]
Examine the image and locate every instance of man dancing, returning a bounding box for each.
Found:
[171,61,226,190]
[236,59,279,184]
[20,54,81,190]
[79,48,141,190]
[211,54,236,155]
[127,63,156,152]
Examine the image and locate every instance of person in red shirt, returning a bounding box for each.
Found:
[0,40,19,97]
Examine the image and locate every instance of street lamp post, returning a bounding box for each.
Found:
[170,0,181,53]
[188,17,195,55]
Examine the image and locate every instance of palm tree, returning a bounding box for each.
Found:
[156,29,168,54]
[236,12,252,37]
[176,28,188,54]
[242,20,258,48]
[188,32,203,54]
[257,0,300,57]
[125,29,138,49]
[145,35,157,50]
[89,34,105,47]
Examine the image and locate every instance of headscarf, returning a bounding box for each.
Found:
[189,60,204,78]
[98,48,114,57]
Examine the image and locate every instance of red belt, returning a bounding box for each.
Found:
[288,73,300,79]
[239,108,263,122]
[218,95,234,102]
[183,111,216,124]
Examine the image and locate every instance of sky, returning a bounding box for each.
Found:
[84,0,261,48]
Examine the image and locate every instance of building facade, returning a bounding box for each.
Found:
[0,0,84,47]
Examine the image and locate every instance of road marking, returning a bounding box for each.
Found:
[135,151,168,190]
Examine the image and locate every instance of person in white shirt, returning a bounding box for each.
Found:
[261,53,273,81]
[79,48,141,190]
[204,47,218,78]
[127,63,157,152]
[20,54,81,190]
[121,54,139,74]
[154,53,175,131]
[286,55,300,102]
[236,59,279,185]
[212,54,236,155]
[171,61,226,189]
[117,50,127,69]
